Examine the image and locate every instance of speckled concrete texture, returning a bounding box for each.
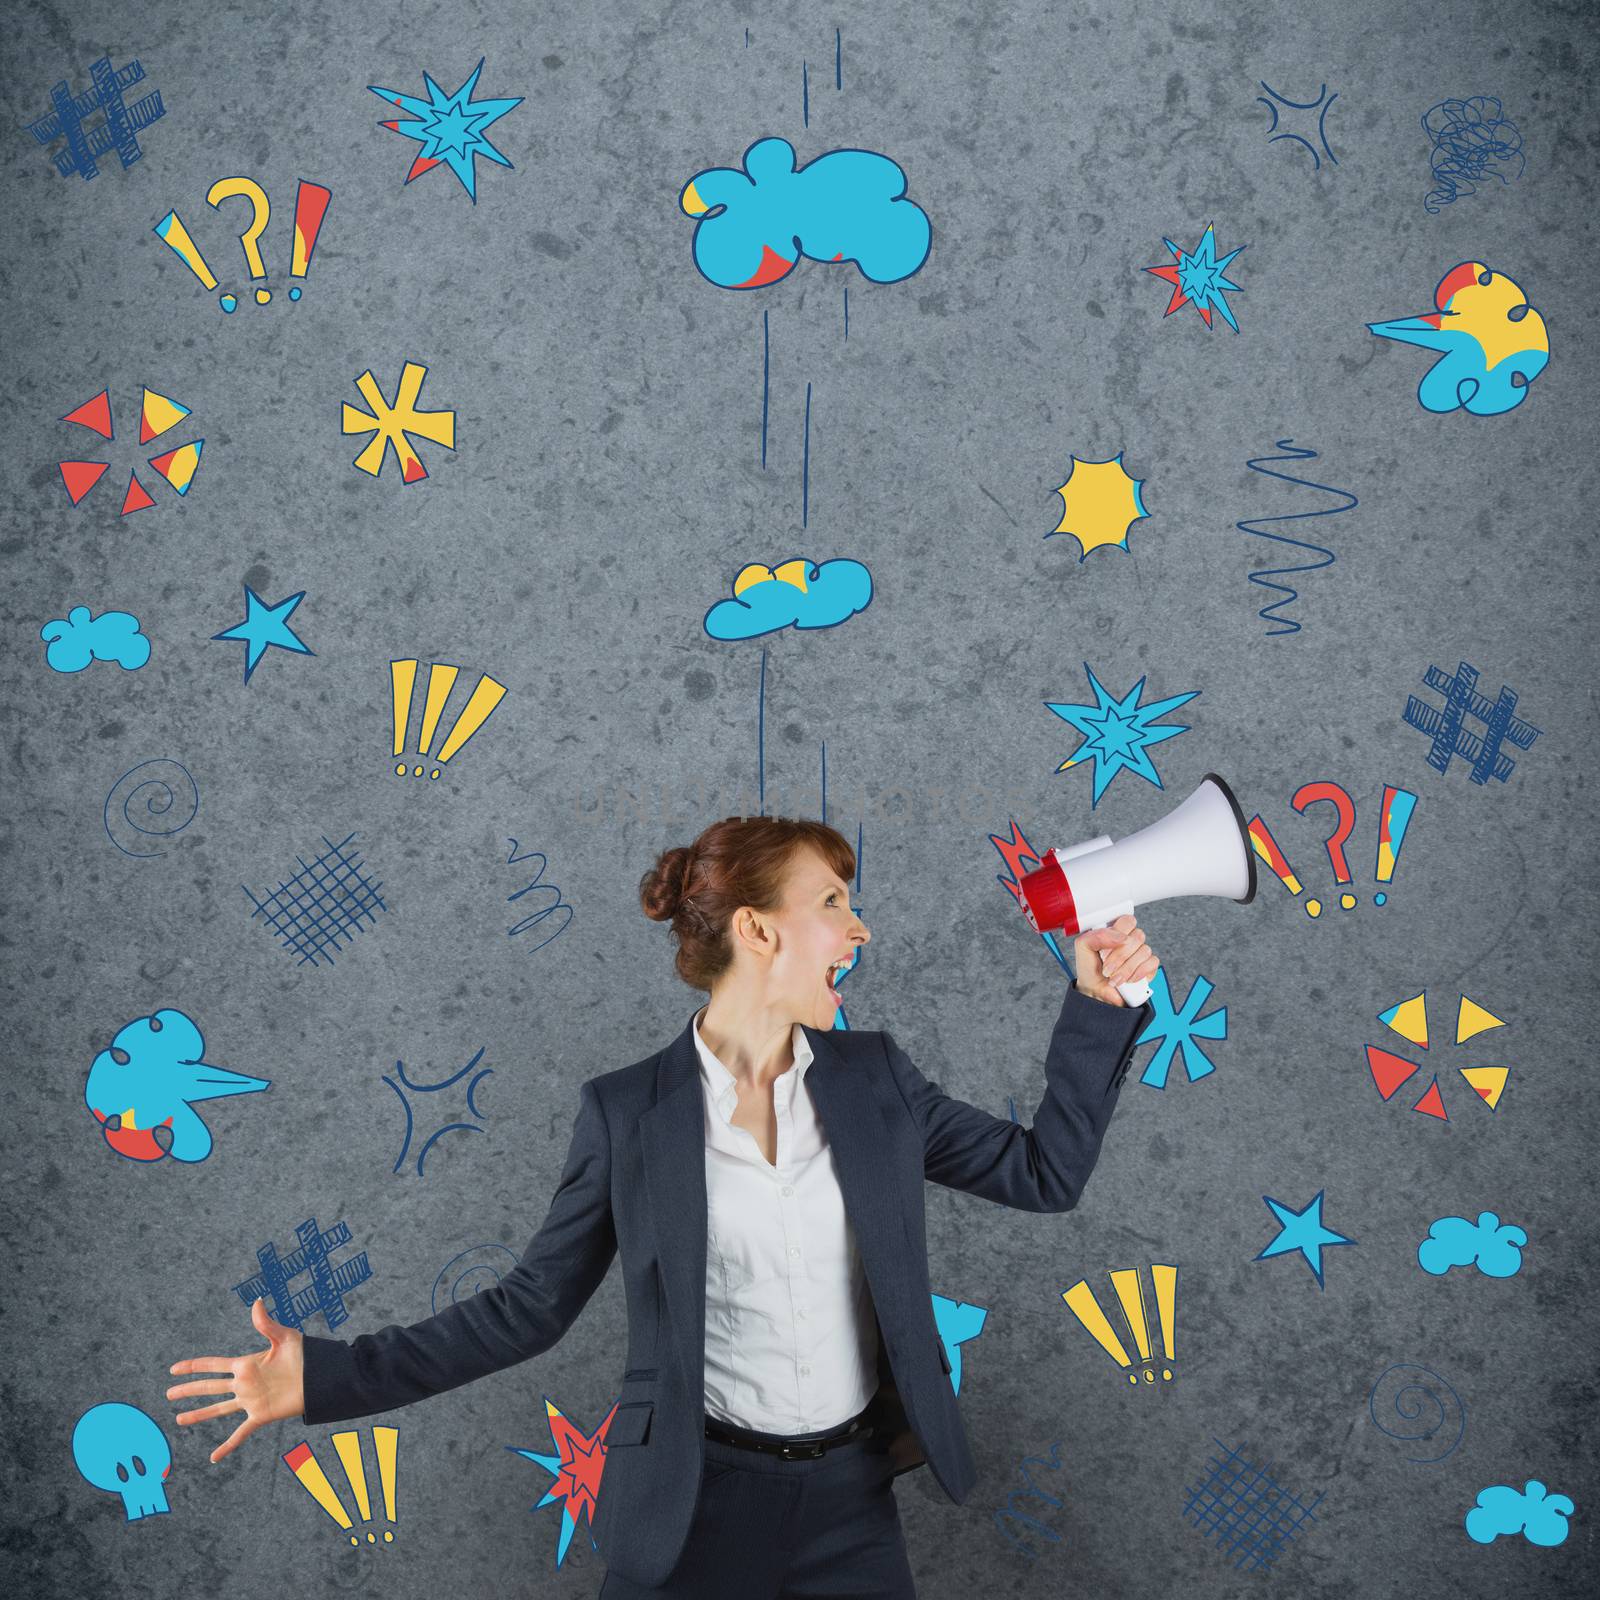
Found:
[2,1,1596,1596]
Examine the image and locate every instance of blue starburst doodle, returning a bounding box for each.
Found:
[1135,969,1227,1089]
[1045,663,1199,807]
[1143,224,1248,331]
[368,59,523,202]
[1256,81,1339,171]
[210,586,314,684]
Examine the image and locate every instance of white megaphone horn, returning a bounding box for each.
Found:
[1016,772,1257,1008]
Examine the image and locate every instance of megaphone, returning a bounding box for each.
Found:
[1017,772,1257,1008]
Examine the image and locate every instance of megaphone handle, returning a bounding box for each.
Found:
[1116,976,1152,1008]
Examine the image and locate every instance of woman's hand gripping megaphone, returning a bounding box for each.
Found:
[1071,914,1159,1008]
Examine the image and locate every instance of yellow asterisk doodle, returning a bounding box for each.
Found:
[1049,452,1150,559]
[343,361,457,484]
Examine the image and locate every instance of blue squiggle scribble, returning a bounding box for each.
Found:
[993,1440,1067,1561]
[1422,96,1525,214]
[1236,439,1357,637]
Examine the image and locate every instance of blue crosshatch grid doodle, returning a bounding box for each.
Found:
[1181,1439,1324,1572]
[25,56,166,180]
[232,1216,373,1332]
[1403,660,1541,784]
[240,831,389,966]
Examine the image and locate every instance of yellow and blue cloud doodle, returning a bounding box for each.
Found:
[1369,262,1548,415]
[703,556,872,640]
[679,137,931,289]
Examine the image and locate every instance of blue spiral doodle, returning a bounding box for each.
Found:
[1368,1362,1467,1463]
[103,758,200,858]
[1422,96,1525,214]
[1236,440,1356,637]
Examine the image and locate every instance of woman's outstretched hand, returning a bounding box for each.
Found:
[1072,915,1159,1007]
[166,1296,306,1464]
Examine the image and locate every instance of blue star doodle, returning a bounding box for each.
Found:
[1134,969,1227,1089]
[1143,224,1248,331]
[1256,81,1339,172]
[368,59,523,202]
[210,586,314,684]
[384,1045,494,1177]
[1044,664,1199,808]
[1255,1191,1355,1290]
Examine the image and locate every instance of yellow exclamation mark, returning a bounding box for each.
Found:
[332,1427,398,1545]
[1109,1269,1154,1383]
[1061,1279,1133,1373]
[374,1425,399,1530]
[1151,1263,1177,1380]
[391,659,418,776]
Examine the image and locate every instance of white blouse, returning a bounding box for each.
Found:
[693,1005,881,1433]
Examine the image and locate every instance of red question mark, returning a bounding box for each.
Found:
[1291,780,1357,916]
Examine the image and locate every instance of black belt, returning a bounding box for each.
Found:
[704,1400,878,1461]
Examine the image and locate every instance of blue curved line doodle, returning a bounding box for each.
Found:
[1367,1361,1467,1463]
[505,839,574,950]
[993,1440,1067,1561]
[384,1046,493,1175]
[103,758,200,858]
[1236,440,1356,636]
[1256,81,1339,170]
[1422,96,1525,214]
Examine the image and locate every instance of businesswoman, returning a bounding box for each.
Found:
[167,815,1157,1598]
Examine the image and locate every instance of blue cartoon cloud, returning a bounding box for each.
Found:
[1418,1210,1527,1278]
[41,605,150,672]
[679,136,931,289]
[1465,1480,1573,1547]
[704,557,872,640]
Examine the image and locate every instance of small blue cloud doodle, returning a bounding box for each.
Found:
[679,136,931,289]
[84,1007,271,1164]
[1418,1211,1526,1278]
[41,605,150,672]
[1465,1481,1573,1547]
[72,1402,171,1521]
[704,556,872,640]
[1044,663,1199,807]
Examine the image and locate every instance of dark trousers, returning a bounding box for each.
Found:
[597,1426,918,1598]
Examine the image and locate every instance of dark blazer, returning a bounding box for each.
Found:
[301,982,1151,1587]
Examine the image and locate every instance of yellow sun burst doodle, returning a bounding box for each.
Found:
[1050,453,1150,559]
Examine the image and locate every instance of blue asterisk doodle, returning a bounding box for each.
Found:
[369,59,523,202]
[1255,1191,1356,1290]
[1045,663,1199,807]
[1144,223,1248,331]
[211,586,314,683]
[1135,969,1227,1089]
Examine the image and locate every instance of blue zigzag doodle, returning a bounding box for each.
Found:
[384,1046,494,1176]
[993,1439,1068,1561]
[1134,969,1228,1089]
[506,840,574,951]
[1236,440,1356,636]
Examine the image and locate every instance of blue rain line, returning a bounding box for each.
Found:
[1236,439,1356,637]
[761,309,770,468]
[820,738,827,822]
[758,646,768,811]
[802,380,813,526]
[803,60,809,126]
[843,284,849,338]
[836,29,842,89]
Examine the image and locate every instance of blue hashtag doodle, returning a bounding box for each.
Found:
[1134,968,1227,1089]
[1403,660,1541,785]
[233,1216,373,1332]
[25,56,166,181]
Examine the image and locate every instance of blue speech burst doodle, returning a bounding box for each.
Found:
[679,136,933,289]
[1236,440,1357,637]
[505,839,575,951]
[1143,224,1247,331]
[1044,663,1199,808]
[992,1438,1068,1562]
[1367,1362,1468,1463]
[84,1007,270,1164]
[384,1045,494,1177]
[1255,1191,1355,1289]
[25,56,165,182]
[211,586,315,684]
[1422,96,1525,214]
[1256,81,1339,171]
[1134,969,1227,1089]
[1182,1439,1323,1572]
[241,830,389,967]
[233,1216,374,1333]
[103,759,200,859]
[41,605,150,673]
[1403,660,1541,784]
[368,60,522,202]
[72,1402,172,1522]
